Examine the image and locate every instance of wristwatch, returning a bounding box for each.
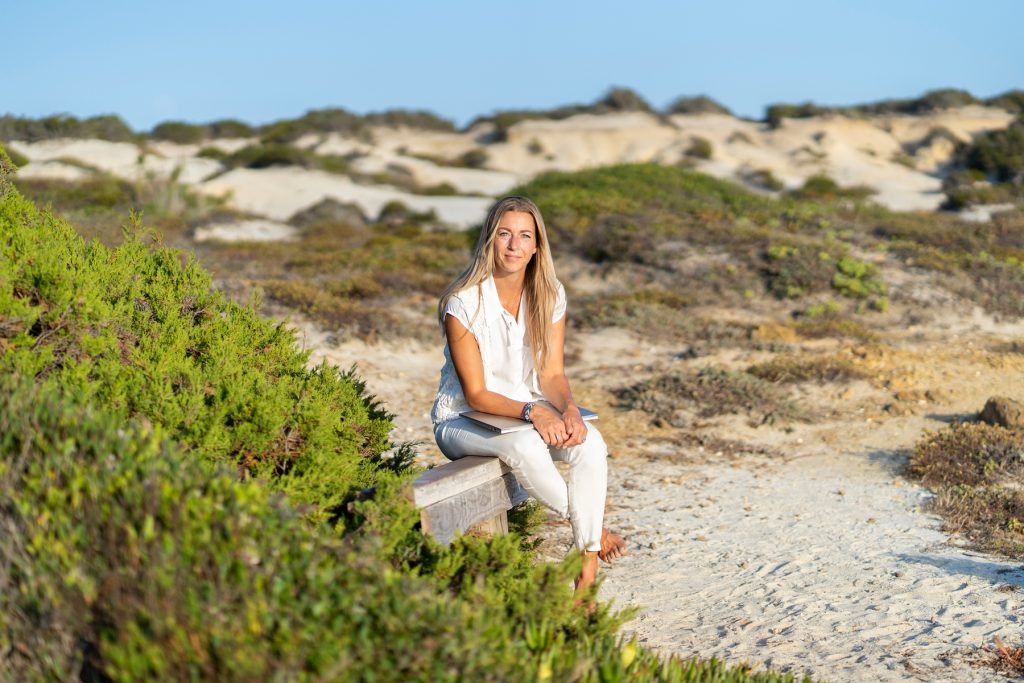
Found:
[520,401,536,421]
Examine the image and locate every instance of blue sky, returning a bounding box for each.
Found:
[5,0,1022,131]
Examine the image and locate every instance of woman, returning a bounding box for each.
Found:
[431,196,624,593]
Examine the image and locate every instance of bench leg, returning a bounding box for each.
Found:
[468,511,508,537]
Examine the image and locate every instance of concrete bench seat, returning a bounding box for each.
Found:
[411,456,527,545]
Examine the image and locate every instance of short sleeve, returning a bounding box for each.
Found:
[552,283,566,323]
[443,295,472,330]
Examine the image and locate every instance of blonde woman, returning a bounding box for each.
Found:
[431,196,625,593]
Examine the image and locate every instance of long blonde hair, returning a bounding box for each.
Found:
[438,196,560,371]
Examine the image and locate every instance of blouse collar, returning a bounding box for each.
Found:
[481,275,524,323]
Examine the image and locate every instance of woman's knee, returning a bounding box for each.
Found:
[565,427,608,467]
[501,431,552,468]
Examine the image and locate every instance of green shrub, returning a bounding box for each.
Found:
[791,174,875,201]
[958,118,1024,182]
[0,181,395,526]
[13,176,137,212]
[364,109,456,132]
[747,354,867,384]
[909,422,1024,487]
[686,136,713,160]
[596,86,653,113]
[260,108,368,144]
[740,168,784,191]
[0,113,135,142]
[667,95,731,116]
[987,89,1024,114]
[150,120,207,144]
[793,316,878,342]
[225,142,313,168]
[832,256,887,299]
[456,148,488,168]
[207,118,256,138]
[4,146,29,168]
[910,422,1024,560]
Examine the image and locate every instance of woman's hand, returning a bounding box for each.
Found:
[530,405,570,447]
[561,405,588,448]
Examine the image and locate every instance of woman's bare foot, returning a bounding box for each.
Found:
[574,551,599,594]
[598,528,626,563]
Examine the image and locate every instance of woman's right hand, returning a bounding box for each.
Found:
[530,405,568,447]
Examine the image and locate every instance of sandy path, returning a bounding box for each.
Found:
[598,450,1022,682]
[294,319,1024,682]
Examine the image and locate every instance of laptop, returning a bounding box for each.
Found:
[460,401,598,434]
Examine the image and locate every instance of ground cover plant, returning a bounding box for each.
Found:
[1,146,813,681]
[908,422,1024,559]
[746,354,867,384]
[617,366,803,427]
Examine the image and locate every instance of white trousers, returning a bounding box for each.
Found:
[433,417,608,551]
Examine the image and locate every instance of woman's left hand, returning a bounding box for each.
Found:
[561,406,588,448]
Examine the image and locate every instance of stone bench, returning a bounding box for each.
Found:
[411,456,527,545]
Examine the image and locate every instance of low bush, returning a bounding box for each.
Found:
[0,113,136,142]
[909,422,1024,560]
[208,118,256,138]
[617,366,802,426]
[790,174,876,201]
[987,89,1024,114]
[4,146,29,168]
[686,136,713,160]
[793,316,879,342]
[150,120,207,144]
[958,117,1024,183]
[220,143,350,174]
[909,422,1024,487]
[740,168,785,191]
[596,86,653,113]
[260,108,368,144]
[747,354,867,384]
[364,109,456,132]
[765,89,980,127]
[666,95,731,116]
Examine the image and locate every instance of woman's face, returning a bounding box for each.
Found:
[492,211,538,279]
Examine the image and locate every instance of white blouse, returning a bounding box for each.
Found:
[431,276,566,424]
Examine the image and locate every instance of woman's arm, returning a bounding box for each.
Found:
[446,314,529,417]
[446,314,569,446]
[537,317,588,448]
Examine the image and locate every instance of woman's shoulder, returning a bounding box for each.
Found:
[449,282,483,307]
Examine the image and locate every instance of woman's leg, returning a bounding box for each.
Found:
[434,418,570,520]
[551,426,608,553]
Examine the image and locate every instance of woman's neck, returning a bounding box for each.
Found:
[492,271,526,293]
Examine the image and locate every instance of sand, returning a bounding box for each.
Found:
[290,301,1024,682]
[197,167,492,228]
[192,218,298,242]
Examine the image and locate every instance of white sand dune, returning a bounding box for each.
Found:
[197,167,492,228]
[6,105,1017,233]
[350,151,519,196]
[9,138,223,185]
[12,159,94,181]
[192,218,298,242]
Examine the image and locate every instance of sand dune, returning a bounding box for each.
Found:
[7,104,1016,237]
